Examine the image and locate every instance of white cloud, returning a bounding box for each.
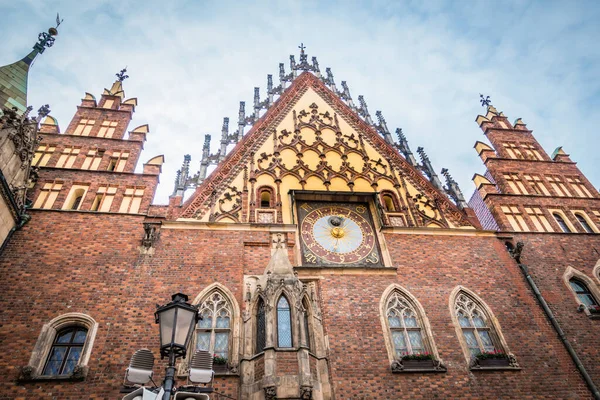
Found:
[1,0,598,205]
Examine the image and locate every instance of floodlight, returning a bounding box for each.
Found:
[125,349,155,385]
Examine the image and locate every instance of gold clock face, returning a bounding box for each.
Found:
[298,201,382,266]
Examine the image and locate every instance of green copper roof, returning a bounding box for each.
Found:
[0,49,39,114]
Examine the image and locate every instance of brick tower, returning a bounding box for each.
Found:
[469,100,600,393]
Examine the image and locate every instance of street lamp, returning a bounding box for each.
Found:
[154,293,199,400]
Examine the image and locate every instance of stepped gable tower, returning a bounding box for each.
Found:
[0,16,62,249]
[29,69,164,217]
[469,98,600,391]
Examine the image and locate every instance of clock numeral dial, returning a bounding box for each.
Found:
[299,202,381,266]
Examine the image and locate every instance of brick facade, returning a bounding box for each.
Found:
[0,75,599,400]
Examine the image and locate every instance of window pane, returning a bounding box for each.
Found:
[196,332,210,351]
[56,329,74,343]
[63,347,82,375]
[478,330,495,352]
[408,331,424,353]
[463,330,479,354]
[472,313,486,328]
[198,311,212,328]
[580,294,597,307]
[458,313,471,327]
[403,313,418,328]
[278,297,292,348]
[388,314,401,328]
[569,280,586,292]
[43,347,67,375]
[214,332,229,359]
[73,329,87,344]
[216,311,230,328]
[391,331,407,356]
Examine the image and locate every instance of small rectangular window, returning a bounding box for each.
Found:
[32,145,56,167]
[33,181,63,209]
[90,186,117,212]
[119,187,144,213]
[502,142,523,159]
[501,205,529,232]
[107,151,129,172]
[102,99,114,109]
[55,147,80,168]
[524,175,550,196]
[547,176,571,197]
[503,173,527,195]
[81,149,105,170]
[520,143,543,160]
[72,119,95,136]
[566,177,593,198]
[97,121,118,138]
[524,207,554,232]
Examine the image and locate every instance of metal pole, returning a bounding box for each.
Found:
[162,351,176,400]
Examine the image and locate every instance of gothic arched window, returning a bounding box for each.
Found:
[277,296,292,348]
[196,291,232,360]
[43,327,88,376]
[382,194,396,212]
[256,298,266,352]
[454,293,498,357]
[569,279,598,307]
[385,291,425,357]
[553,213,572,233]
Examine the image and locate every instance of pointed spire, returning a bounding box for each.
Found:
[441,168,468,209]
[236,101,246,142]
[198,134,212,182]
[324,68,337,92]
[375,111,394,144]
[253,87,261,119]
[395,128,418,166]
[312,57,321,78]
[173,154,191,196]
[339,81,356,111]
[219,117,230,161]
[267,75,274,106]
[357,95,374,125]
[290,55,297,78]
[416,147,444,191]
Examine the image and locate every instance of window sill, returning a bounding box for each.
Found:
[470,366,522,372]
[390,359,447,373]
[17,365,88,382]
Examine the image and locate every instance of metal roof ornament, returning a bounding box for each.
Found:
[34,13,63,54]
[479,94,491,107]
[116,67,129,82]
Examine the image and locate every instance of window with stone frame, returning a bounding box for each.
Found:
[107,151,129,172]
[501,206,529,232]
[566,176,594,198]
[277,296,293,348]
[118,187,144,213]
[523,174,550,196]
[569,279,599,308]
[195,291,232,361]
[42,327,88,376]
[25,313,98,380]
[32,144,56,167]
[385,291,427,358]
[90,186,117,212]
[81,149,105,170]
[454,293,501,358]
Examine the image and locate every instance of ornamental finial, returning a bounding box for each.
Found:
[479,94,491,107]
[116,67,129,82]
[34,13,63,54]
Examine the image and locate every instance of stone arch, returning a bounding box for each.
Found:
[593,259,600,285]
[379,284,440,363]
[563,266,600,315]
[187,283,241,371]
[27,312,98,377]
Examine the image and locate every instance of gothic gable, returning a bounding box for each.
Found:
[178,72,473,228]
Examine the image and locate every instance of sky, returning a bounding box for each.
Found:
[1,0,599,205]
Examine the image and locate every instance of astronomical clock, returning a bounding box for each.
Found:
[297,201,384,267]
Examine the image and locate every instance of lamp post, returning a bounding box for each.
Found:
[154,293,199,400]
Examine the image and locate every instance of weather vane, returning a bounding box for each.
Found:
[479,94,491,107]
[35,12,64,53]
[116,67,129,82]
[299,43,306,54]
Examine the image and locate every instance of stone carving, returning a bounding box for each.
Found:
[509,241,524,263]
[300,385,313,399]
[264,386,277,400]
[141,223,160,249]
